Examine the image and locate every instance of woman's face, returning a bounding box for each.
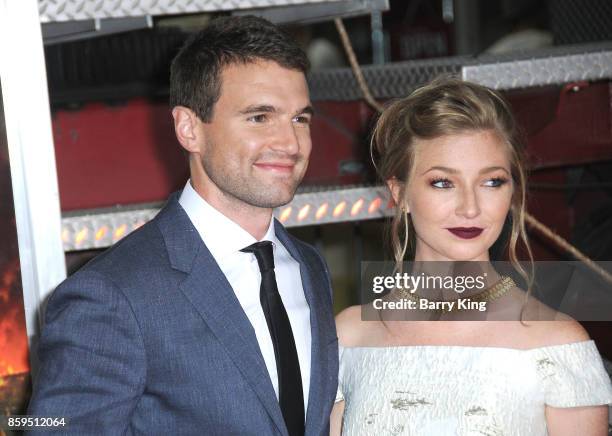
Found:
[391,129,514,262]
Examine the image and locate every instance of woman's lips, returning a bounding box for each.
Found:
[447,227,484,239]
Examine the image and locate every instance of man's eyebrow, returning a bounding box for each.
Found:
[238,105,315,116]
[297,105,315,116]
[239,105,277,115]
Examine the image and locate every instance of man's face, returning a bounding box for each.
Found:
[190,60,312,210]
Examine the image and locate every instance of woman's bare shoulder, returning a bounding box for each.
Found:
[335,305,384,347]
[520,317,590,348]
[504,288,589,345]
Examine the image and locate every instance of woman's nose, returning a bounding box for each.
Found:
[456,188,481,219]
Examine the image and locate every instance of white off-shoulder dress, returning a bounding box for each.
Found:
[336,341,612,435]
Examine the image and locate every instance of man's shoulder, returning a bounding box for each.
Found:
[72,198,187,290]
[75,219,165,283]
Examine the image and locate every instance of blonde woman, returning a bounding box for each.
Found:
[330,78,612,435]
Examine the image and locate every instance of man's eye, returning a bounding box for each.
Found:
[248,114,267,123]
[293,115,311,124]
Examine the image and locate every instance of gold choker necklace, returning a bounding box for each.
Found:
[394,276,516,313]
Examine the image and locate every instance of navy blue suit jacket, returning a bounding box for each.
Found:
[28,193,338,435]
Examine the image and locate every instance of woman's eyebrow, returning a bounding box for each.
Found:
[421,165,510,175]
[479,166,510,175]
[421,166,458,175]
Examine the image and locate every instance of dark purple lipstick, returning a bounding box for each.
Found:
[447,227,483,239]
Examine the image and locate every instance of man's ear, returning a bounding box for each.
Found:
[172,106,201,153]
[386,177,409,213]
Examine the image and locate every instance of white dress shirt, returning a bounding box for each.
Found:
[179,181,311,413]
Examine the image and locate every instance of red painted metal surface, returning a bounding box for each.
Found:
[53,98,187,211]
[519,82,612,169]
[53,99,373,211]
[509,82,612,259]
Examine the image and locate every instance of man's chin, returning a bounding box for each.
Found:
[245,188,298,209]
[234,176,302,209]
[262,181,301,204]
[263,193,295,209]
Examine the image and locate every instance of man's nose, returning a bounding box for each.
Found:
[270,120,300,155]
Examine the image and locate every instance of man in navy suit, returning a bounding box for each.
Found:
[28,16,338,435]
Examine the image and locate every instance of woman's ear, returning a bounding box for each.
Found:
[386,177,409,213]
[172,106,201,154]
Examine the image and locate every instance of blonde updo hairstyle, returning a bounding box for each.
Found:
[371,77,533,285]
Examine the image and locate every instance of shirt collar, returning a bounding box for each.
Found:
[178,180,276,261]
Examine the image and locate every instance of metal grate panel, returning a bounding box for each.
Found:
[550,0,612,45]
[463,45,612,90]
[39,0,339,22]
[61,185,394,251]
[308,57,464,101]
[308,43,612,100]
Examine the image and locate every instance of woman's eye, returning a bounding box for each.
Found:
[484,177,508,188]
[248,114,267,123]
[431,178,453,189]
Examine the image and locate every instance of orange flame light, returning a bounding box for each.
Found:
[368,197,382,214]
[75,228,88,245]
[95,226,108,241]
[333,201,347,218]
[0,260,30,377]
[279,207,292,223]
[114,224,128,241]
[297,204,311,222]
[315,203,328,220]
[350,198,364,216]
[61,228,69,243]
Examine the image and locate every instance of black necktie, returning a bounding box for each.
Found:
[241,241,305,436]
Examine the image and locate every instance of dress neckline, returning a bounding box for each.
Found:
[340,339,594,353]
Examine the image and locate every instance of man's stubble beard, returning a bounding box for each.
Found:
[201,156,306,210]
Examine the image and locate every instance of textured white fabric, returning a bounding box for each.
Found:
[337,340,612,435]
[179,181,311,412]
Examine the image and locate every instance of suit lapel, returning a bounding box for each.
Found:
[157,196,288,435]
[275,221,331,436]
